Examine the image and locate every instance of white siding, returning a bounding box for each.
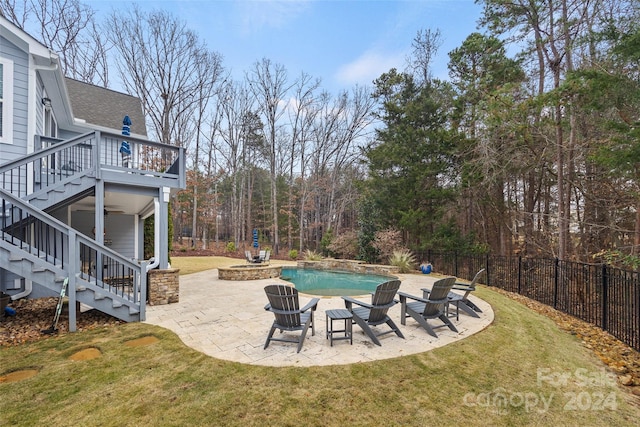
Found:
[71,211,136,259]
[0,34,29,161]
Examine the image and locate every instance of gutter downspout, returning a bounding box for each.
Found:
[15,59,59,300]
[11,279,32,301]
[146,197,160,272]
[33,63,58,72]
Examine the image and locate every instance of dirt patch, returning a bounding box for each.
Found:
[0,369,39,383]
[69,347,102,361]
[124,336,159,347]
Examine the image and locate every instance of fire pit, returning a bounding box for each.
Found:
[217,264,282,280]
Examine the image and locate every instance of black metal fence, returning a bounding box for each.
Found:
[416,251,640,352]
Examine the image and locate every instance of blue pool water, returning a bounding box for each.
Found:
[280,268,391,296]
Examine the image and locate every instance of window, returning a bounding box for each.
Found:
[0,58,14,144]
[44,99,57,138]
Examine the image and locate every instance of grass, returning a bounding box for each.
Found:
[169,255,296,275]
[1,257,639,426]
[169,255,243,275]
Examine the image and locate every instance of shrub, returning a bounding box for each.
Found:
[225,241,236,253]
[320,229,334,257]
[327,230,358,259]
[303,249,323,261]
[389,250,417,273]
[372,228,405,261]
[289,249,298,260]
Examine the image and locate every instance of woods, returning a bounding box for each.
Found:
[2,0,639,264]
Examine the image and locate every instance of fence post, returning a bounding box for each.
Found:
[485,254,490,286]
[601,264,608,331]
[454,251,458,277]
[517,256,522,294]
[553,258,559,309]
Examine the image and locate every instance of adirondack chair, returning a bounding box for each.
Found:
[264,284,319,353]
[342,280,405,346]
[451,268,485,315]
[399,277,458,338]
[423,268,485,320]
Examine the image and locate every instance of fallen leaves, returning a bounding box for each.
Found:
[0,297,123,347]
[490,287,640,400]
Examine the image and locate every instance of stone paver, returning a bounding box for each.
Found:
[144,268,494,367]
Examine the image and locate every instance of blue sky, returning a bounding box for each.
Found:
[94,0,483,94]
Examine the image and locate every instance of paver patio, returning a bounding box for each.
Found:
[144,268,494,367]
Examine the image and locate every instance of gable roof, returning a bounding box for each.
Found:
[65,78,147,137]
[0,15,53,60]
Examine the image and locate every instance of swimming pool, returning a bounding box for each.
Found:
[280,267,393,296]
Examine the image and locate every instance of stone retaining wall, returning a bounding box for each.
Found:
[148,268,180,305]
[297,259,399,276]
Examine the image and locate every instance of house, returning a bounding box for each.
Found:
[0,16,185,330]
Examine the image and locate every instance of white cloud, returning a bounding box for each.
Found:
[335,50,405,87]
[236,0,311,35]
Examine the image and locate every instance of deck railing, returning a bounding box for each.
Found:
[0,187,146,316]
[0,130,184,199]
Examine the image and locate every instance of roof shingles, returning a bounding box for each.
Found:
[65,78,147,137]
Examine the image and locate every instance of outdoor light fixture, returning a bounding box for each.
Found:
[41,97,52,108]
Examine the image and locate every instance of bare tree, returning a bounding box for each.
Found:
[247,58,294,254]
[406,28,442,85]
[107,6,222,147]
[304,86,375,248]
[189,53,225,248]
[202,99,227,248]
[0,0,29,27]
[215,80,262,247]
[286,71,320,252]
[1,0,110,86]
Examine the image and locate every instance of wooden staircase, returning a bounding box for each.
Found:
[0,130,184,330]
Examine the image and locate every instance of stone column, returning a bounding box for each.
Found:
[148,268,180,305]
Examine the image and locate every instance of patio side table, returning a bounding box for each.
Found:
[325,309,353,346]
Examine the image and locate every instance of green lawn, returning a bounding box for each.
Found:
[1,257,638,426]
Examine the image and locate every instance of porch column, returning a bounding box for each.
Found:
[159,187,170,269]
[94,179,105,245]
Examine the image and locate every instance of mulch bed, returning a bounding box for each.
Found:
[0,297,123,346]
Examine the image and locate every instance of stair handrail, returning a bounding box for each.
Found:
[0,132,98,199]
[0,132,97,176]
[0,187,145,303]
